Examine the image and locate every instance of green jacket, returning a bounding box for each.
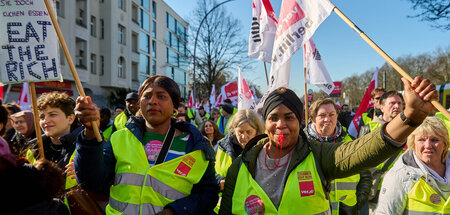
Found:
[220,125,404,214]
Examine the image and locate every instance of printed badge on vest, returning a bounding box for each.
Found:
[298,171,315,197]
[245,195,265,215]
[174,155,196,177]
[430,194,441,204]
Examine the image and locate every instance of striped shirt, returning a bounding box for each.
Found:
[143,131,189,166]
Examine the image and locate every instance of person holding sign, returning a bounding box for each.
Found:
[220,77,438,215]
[74,75,219,215]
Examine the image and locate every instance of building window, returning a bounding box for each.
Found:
[140,31,149,53]
[141,0,150,10]
[132,62,139,81]
[166,13,176,32]
[118,25,125,44]
[132,3,139,24]
[90,16,96,37]
[100,19,104,39]
[152,21,156,38]
[118,57,125,78]
[132,32,138,53]
[140,9,150,32]
[90,54,96,74]
[152,60,156,75]
[139,54,149,74]
[152,1,156,19]
[56,0,65,18]
[75,38,87,69]
[118,0,125,11]
[100,55,104,75]
[152,40,156,58]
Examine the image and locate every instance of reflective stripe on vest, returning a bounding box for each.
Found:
[114,112,127,131]
[215,147,233,177]
[404,178,450,214]
[107,128,209,215]
[232,152,331,215]
[329,134,359,215]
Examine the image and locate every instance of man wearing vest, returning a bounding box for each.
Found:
[74,75,218,215]
[358,91,405,212]
[360,88,385,131]
[217,104,235,134]
[113,92,140,132]
[100,107,114,142]
[220,76,438,215]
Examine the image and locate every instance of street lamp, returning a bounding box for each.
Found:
[192,0,235,101]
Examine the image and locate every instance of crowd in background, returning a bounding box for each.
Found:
[0,75,448,215]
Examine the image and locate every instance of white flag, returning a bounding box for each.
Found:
[18,82,31,110]
[268,0,334,91]
[248,0,278,62]
[238,68,256,110]
[304,38,334,95]
[209,84,216,109]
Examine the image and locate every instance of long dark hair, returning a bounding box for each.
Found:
[200,120,224,142]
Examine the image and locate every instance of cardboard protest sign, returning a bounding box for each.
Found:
[0,0,61,84]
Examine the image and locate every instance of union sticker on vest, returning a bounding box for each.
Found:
[245,195,265,215]
[298,171,315,197]
[174,155,196,177]
[430,193,441,204]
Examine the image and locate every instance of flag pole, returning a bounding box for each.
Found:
[264,62,269,85]
[3,84,11,102]
[333,7,450,120]
[304,67,309,124]
[43,0,102,142]
[29,83,45,159]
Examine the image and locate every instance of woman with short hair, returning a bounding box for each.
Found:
[305,98,372,215]
[376,117,450,214]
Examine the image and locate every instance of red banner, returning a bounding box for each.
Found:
[330,82,341,94]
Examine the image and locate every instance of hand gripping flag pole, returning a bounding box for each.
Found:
[44,0,102,142]
[333,7,450,120]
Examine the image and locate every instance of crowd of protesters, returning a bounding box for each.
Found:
[1,74,449,215]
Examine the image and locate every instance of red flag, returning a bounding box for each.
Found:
[18,82,31,110]
[187,91,194,109]
[348,69,379,137]
[215,93,224,108]
[0,86,3,101]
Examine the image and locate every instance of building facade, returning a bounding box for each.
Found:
[3,0,189,107]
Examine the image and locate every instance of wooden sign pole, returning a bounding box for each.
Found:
[43,0,102,141]
[333,7,450,120]
[29,83,45,159]
[263,62,269,86]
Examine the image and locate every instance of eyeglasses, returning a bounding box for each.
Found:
[374,97,381,100]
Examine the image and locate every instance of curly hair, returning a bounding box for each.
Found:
[37,92,75,116]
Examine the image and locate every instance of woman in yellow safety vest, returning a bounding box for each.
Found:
[376,117,450,214]
[220,76,439,215]
[304,98,371,215]
[74,75,218,215]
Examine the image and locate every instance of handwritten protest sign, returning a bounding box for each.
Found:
[0,0,61,84]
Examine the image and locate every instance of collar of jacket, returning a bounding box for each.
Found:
[402,150,419,168]
[240,133,311,178]
[304,121,348,143]
[125,116,216,161]
[217,132,240,159]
